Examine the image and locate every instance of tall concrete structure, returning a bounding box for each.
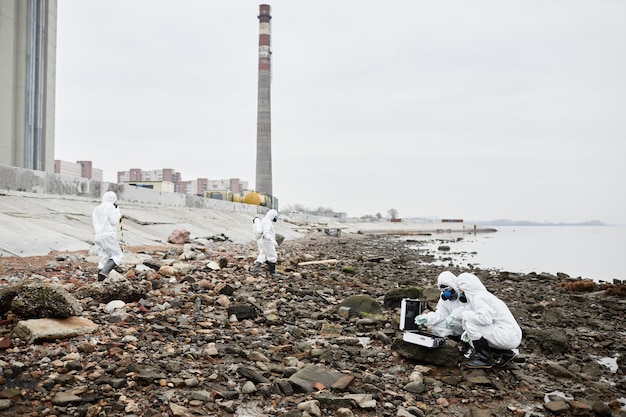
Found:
[0,0,57,173]
[255,4,273,197]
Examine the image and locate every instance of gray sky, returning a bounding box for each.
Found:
[55,1,626,224]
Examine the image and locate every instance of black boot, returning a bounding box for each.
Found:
[460,341,474,359]
[252,261,261,277]
[466,337,492,369]
[97,269,107,281]
[268,262,280,276]
[492,348,517,367]
[100,259,117,280]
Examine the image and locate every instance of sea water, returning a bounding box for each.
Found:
[405,225,625,283]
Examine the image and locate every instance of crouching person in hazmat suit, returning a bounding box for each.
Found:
[252,209,280,277]
[413,271,470,355]
[92,191,124,281]
[454,272,522,369]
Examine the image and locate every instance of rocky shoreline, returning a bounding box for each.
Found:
[0,231,625,417]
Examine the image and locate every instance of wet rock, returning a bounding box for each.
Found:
[227,304,257,320]
[383,288,423,308]
[391,339,459,367]
[338,295,382,317]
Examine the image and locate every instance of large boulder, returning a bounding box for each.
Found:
[8,284,82,319]
[392,338,460,367]
[337,295,382,317]
[74,278,148,304]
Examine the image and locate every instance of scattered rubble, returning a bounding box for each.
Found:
[0,232,624,416]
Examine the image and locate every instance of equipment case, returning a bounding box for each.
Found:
[399,298,447,348]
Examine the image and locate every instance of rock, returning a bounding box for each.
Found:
[392,339,459,367]
[51,391,82,405]
[288,364,350,393]
[338,295,382,317]
[11,317,98,343]
[75,278,148,304]
[545,400,569,414]
[227,304,257,320]
[383,288,423,308]
[168,229,191,244]
[104,299,126,313]
[9,284,82,319]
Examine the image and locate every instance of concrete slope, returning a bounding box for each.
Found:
[0,191,303,257]
[0,190,488,258]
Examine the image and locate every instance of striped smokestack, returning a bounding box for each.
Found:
[255,4,273,197]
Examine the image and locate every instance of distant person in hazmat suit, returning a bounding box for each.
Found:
[251,216,263,276]
[252,209,280,276]
[413,271,466,338]
[453,272,522,369]
[92,191,124,281]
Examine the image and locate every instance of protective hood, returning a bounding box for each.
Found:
[437,271,458,291]
[455,272,487,296]
[265,209,278,221]
[102,191,117,205]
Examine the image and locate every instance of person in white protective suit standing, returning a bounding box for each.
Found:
[252,209,280,276]
[251,216,263,276]
[413,271,466,338]
[92,191,124,281]
[452,272,522,369]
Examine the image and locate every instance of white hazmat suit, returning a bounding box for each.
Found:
[253,209,279,275]
[454,272,522,368]
[92,191,123,280]
[414,271,466,337]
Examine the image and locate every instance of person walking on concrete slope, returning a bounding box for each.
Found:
[414,271,466,338]
[92,191,124,281]
[252,209,280,276]
[454,272,522,369]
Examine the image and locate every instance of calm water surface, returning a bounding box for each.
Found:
[405,225,624,283]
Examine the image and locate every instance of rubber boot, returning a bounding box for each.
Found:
[252,261,261,277]
[97,269,107,282]
[100,259,116,281]
[268,262,280,277]
[466,337,492,369]
[460,341,474,359]
[492,348,517,367]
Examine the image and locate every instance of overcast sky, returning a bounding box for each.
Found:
[55,1,626,224]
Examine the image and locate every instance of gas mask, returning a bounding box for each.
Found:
[441,288,458,301]
[440,287,467,303]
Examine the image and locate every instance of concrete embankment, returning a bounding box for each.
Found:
[0,189,491,257]
[0,164,491,257]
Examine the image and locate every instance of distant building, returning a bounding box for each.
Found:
[207,178,248,195]
[118,168,182,184]
[117,168,248,196]
[125,181,175,192]
[0,1,58,173]
[309,210,347,221]
[54,159,103,181]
